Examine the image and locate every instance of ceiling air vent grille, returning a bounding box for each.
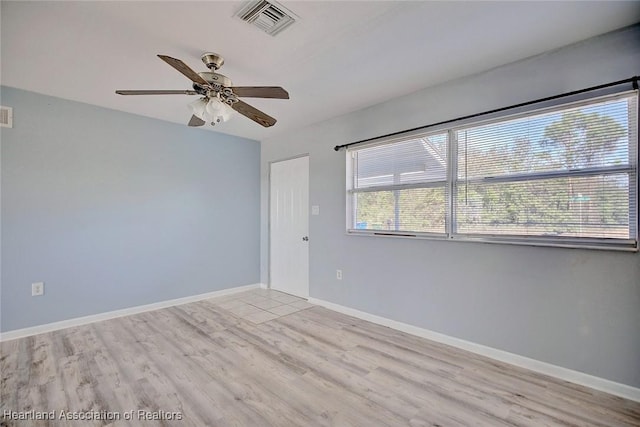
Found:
[0,106,13,128]
[236,0,297,36]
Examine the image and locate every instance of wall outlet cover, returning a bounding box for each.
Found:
[32,282,44,296]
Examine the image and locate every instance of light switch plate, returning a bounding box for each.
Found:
[311,205,320,215]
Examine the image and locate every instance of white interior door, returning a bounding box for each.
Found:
[270,156,309,297]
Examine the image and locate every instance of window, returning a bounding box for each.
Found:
[349,133,448,235]
[346,91,638,250]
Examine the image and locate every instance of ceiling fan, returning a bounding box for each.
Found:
[115,52,289,128]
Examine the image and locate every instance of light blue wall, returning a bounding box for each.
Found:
[1,86,260,332]
[261,25,640,387]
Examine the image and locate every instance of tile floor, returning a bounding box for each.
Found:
[209,288,314,324]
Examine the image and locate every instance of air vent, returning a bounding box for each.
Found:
[236,0,297,36]
[0,106,13,128]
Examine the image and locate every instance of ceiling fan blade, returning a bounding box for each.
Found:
[231,86,289,99]
[116,90,198,95]
[232,100,277,127]
[157,55,210,87]
[188,115,206,127]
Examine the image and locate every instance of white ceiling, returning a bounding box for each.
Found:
[2,1,639,141]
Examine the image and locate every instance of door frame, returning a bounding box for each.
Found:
[268,153,310,295]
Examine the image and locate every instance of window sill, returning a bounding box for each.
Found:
[346,229,638,252]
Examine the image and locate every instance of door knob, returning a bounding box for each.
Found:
[302,236,309,241]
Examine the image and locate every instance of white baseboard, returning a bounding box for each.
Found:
[0,283,261,342]
[308,297,640,403]
[259,283,269,289]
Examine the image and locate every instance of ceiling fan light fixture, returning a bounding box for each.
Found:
[189,97,233,125]
[205,97,233,123]
[189,97,209,120]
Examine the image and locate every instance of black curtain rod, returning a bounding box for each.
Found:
[333,76,639,152]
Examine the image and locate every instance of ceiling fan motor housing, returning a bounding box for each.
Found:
[196,71,232,87]
[193,71,234,99]
[201,52,224,70]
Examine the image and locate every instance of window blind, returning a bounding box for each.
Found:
[455,93,637,241]
[350,133,448,234]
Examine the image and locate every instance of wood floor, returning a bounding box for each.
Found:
[1,288,639,426]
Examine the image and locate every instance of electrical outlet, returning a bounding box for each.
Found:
[336,269,342,280]
[32,282,44,296]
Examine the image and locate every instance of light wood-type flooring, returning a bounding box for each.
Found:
[1,288,639,426]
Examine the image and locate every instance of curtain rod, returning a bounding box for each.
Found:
[333,76,639,152]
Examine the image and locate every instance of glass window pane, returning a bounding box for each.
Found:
[355,133,447,188]
[354,187,446,234]
[457,97,632,180]
[456,174,631,239]
[353,191,395,231]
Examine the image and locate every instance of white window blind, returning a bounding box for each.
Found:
[346,90,638,250]
[350,133,448,234]
[455,93,637,242]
